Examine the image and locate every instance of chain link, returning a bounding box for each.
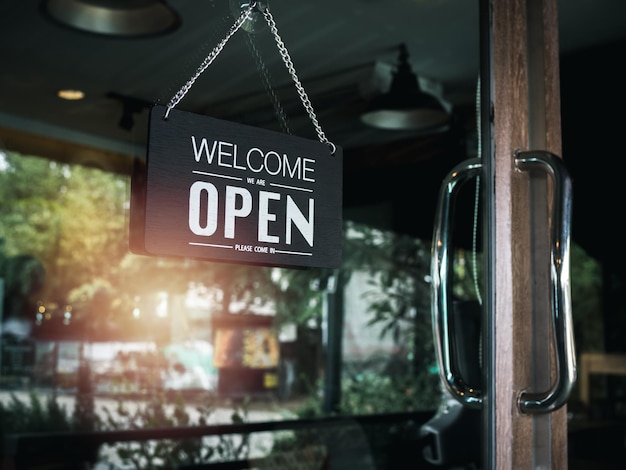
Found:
[261,8,334,152]
[164,2,257,119]
[163,2,335,154]
[244,33,291,135]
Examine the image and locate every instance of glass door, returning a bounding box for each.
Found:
[426,0,575,468]
[0,1,583,469]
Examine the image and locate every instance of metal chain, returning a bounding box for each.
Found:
[261,8,335,153]
[163,2,335,154]
[472,76,482,306]
[244,33,291,135]
[164,2,257,119]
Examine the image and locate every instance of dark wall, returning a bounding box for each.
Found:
[560,38,626,265]
[560,38,626,352]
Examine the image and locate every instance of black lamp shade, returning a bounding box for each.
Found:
[361,45,450,131]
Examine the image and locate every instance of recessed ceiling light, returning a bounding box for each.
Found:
[57,89,85,100]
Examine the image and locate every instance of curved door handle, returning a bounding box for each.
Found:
[515,150,577,414]
[431,158,483,409]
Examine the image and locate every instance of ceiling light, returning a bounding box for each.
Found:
[361,44,450,132]
[57,89,85,100]
[43,0,181,37]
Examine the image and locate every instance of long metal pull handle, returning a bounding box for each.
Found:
[431,158,483,409]
[515,150,577,414]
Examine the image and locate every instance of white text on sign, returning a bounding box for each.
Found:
[191,136,316,182]
[188,182,315,246]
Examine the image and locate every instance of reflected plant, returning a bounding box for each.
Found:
[341,222,439,412]
[0,390,73,435]
[98,393,251,469]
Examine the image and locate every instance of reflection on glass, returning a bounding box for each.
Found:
[0,151,443,468]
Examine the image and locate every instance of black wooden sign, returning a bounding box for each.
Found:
[130,105,343,268]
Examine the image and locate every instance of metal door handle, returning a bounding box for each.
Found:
[515,150,577,414]
[431,158,483,409]
[431,152,575,414]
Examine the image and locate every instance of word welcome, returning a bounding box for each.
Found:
[191,137,316,182]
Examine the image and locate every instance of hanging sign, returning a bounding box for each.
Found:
[130,105,343,268]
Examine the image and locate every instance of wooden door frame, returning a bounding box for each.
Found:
[483,0,567,467]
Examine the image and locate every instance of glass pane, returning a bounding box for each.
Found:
[0,150,444,468]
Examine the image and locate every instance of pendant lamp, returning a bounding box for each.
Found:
[361,44,450,132]
[43,0,180,37]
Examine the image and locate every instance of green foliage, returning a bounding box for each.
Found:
[269,267,326,329]
[451,248,484,302]
[2,151,608,466]
[340,222,439,412]
[275,223,441,420]
[0,253,46,320]
[0,389,254,468]
[0,155,66,260]
[98,393,251,468]
[0,150,323,338]
[0,390,73,435]
[0,152,128,302]
[341,370,439,415]
[570,243,603,352]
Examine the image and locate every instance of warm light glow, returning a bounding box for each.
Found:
[57,89,85,100]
